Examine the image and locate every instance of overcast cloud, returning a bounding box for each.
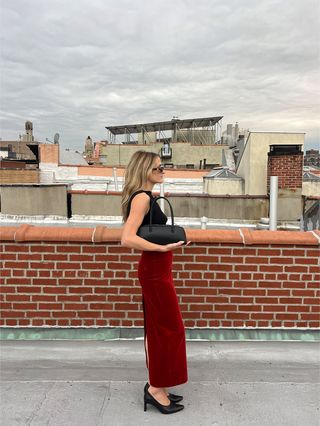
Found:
[1,0,319,150]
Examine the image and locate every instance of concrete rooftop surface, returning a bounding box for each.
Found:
[0,340,319,426]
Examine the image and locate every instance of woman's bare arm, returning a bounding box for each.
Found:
[121,193,184,252]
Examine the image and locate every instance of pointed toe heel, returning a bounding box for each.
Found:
[144,382,183,403]
[143,389,184,414]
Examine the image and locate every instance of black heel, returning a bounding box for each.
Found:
[143,389,184,414]
[144,382,183,403]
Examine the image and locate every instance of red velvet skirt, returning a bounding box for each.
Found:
[138,250,188,388]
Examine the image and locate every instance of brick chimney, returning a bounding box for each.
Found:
[39,143,59,165]
[267,144,303,221]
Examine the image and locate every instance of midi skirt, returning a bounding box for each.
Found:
[138,250,188,388]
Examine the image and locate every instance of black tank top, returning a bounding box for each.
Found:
[127,190,167,226]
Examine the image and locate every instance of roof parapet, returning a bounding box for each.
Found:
[1,225,319,246]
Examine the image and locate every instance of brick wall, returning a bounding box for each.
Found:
[0,169,39,184]
[267,153,303,192]
[0,225,319,329]
[39,143,59,164]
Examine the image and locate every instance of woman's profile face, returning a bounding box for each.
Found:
[148,156,165,185]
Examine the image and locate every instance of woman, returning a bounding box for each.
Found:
[121,150,189,415]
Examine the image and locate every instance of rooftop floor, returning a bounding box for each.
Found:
[1,340,319,425]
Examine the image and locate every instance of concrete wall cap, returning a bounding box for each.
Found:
[1,226,319,246]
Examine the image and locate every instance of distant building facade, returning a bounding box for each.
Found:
[98,116,225,169]
[304,149,320,168]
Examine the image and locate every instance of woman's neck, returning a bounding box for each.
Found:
[140,184,154,191]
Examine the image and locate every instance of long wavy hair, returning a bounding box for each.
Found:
[121,150,160,222]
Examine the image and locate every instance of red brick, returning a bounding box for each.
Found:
[56,262,82,269]
[206,296,229,303]
[5,245,29,252]
[96,254,120,261]
[101,311,126,318]
[221,256,243,263]
[181,296,205,303]
[226,313,249,319]
[0,286,16,293]
[196,320,208,327]
[17,254,42,261]
[19,286,42,293]
[258,281,282,288]
[114,303,139,311]
[69,254,95,262]
[245,257,269,264]
[282,281,305,288]
[12,270,25,277]
[257,249,281,256]
[214,304,237,311]
[186,247,207,254]
[90,303,113,310]
[64,271,77,278]
[32,295,56,301]
[233,281,256,288]
[56,246,81,253]
[270,257,294,264]
[304,298,320,305]
[12,302,37,309]
[267,289,290,296]
[238,305,262,311]
[27,311,52,318]
[43,286,66,294]
[189,304,213,311]
[68,287,93,294]
[284,266,309,273]
[209,264,232,271]
[185,280,208,287]
[108,246,132,253]
[256,297,279,304]
[4,261,29,269]
[44,254,69,261]
[82,245,107,253]
[262,305,286,312]
[1,309,26,318]
[32,278,57,285]
[113,295,133,302]
[276,314,299,320]
[6,294,30,301]
[52,311,78,318]
[6,278,31,285]
[230,297,254,304]
[287,305,310,312]
[1,253,17,260]
[108,262,132,270]
[251,313,274,319]
[59,278,84,286]
[235,265,257,271]
[38,303,63,309]
[30,245,55,253]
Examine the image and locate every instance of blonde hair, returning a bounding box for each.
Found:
[121,150,160,222]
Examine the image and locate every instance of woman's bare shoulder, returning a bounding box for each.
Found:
[131,191,150,205]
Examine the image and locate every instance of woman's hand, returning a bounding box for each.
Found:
[160,241,191,252]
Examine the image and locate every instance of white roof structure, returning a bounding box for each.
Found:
[204,167,242,179]
[60,149,88,166]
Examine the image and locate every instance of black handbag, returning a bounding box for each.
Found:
[137,196,187,245]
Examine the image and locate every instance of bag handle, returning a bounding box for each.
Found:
[149,196,175,232]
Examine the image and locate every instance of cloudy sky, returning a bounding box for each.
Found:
[1,0,319,151]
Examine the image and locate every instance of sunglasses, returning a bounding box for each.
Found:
[152,164,165,173]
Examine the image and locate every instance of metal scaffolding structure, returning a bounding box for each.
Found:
[105,116,223,145]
